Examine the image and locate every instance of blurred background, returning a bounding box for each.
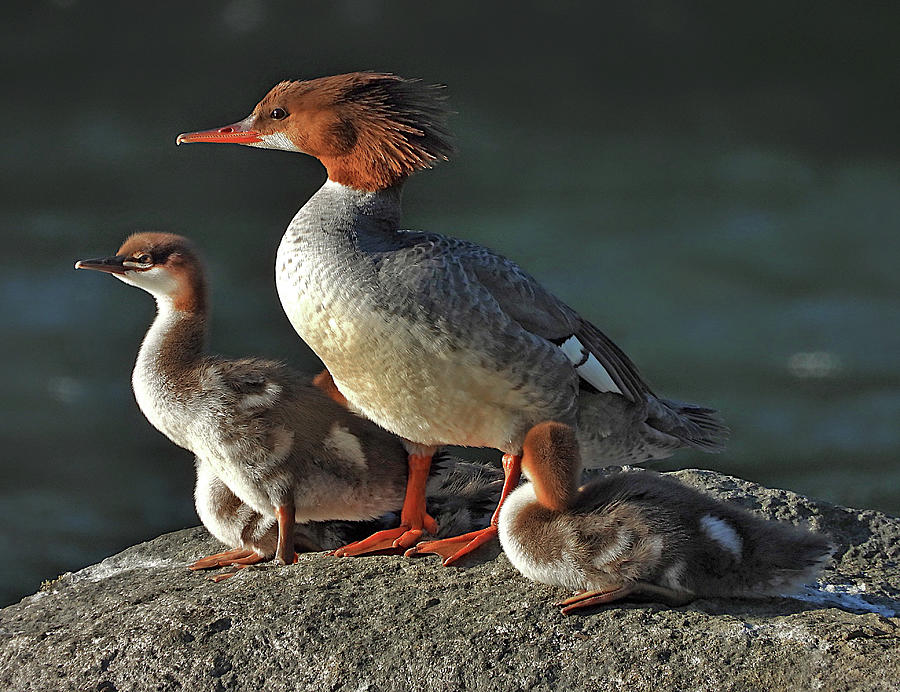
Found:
[1,1,897,606]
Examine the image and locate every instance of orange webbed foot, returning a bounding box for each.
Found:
[189,548,261,571]
[333,451,438,557]
[190,549,268,582]
[404,525,499,566]
[404,452,520,566]
[332,507,439,556]
[331,526,413,557]
[556,586,634,614]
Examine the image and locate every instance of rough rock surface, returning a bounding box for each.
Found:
[1,470,898,692]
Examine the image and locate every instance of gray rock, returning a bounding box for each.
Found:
[1,470,898,692]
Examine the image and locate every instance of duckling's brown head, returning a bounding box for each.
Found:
[75,232,207,313]
[176,72,454,192]
[521,421,581,512]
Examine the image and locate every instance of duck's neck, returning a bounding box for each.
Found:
[135,296,207,390]
[528,463,579,513]
[286,179,404,245]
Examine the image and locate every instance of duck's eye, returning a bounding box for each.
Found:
[135,254,152,265]
[270,108,288,120]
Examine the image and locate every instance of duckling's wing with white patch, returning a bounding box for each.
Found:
[385,231,650,402]
[214,358,290,410]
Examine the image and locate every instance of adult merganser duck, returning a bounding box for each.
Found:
[176,72,728,564]
[498,422,833,614]
[75,232,438,568]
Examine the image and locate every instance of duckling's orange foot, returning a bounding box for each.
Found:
[556,582,693,614]
[332,526,421,557]
[189,550,269,583]
[404,525,499,566]
[206,553,283,583]
[556,586,634,614]
[189,548,263,571]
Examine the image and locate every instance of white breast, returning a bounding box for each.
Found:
[276,240,528,451]
[498,484,586,591]
[131,300,192,446]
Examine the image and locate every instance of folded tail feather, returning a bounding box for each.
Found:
[647,397,729,453]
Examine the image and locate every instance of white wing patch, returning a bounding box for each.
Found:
[660,560,687,590]
[559,336,623,395]
[324,423,367,468]
[239,382,282,410]
[700,515,743,558]
[591,527,630,569]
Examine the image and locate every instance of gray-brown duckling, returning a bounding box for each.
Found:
[498,422,834,614]
[75,232,456,569]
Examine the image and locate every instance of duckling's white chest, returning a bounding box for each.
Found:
[130,306,226,464]
[131,364,200,450]
[498,484,587,591]
[131,310,197,448]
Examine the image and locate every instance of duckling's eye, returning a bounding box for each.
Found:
[270,108,288,120]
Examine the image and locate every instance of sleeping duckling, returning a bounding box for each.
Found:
[498,422,833,614]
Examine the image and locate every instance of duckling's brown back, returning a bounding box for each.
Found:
[206,356,410,522]
[272,373,411,522]
[576,470,833,598]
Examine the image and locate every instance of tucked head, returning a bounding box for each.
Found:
[75,232,206,312]
[176,72,453,192]
[520,421,582,512]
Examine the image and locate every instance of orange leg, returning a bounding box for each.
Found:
[404,453,521,566]
[274,501,296,566]
[333,453,438,556]
[311,368,349,407]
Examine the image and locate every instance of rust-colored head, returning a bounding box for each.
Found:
[176,72,454,192]
[75,232,207,313]
[520,421,581,512]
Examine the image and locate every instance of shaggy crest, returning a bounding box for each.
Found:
[257,72,454,190]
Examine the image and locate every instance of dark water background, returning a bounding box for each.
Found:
[1,1,897,606]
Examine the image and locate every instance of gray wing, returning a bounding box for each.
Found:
[379,231,652,403]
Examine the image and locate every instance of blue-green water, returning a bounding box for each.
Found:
[1,2,897,607]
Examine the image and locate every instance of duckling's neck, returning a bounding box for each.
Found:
[132,296,207,443]
[139,297,207,375]
[526,461,579,513]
